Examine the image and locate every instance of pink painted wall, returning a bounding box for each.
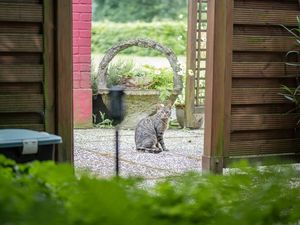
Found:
[73,0,92,128]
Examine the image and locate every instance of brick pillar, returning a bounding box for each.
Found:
[73,0,92,128]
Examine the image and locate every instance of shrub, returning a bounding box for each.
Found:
[92,21,187,56]
[91,58,99,95]
[0,156,300,225]
[93,0,188,22]
[105,59,174,101]
[106,58,135,87]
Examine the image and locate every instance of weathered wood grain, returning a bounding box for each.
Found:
[0,83,41,94]
[231,104,294,114]
[229,138,300,156]
[0,124,44,131]
[0,53,41,64]
[0,94,44,112]
[0,65,43,82]
[0,23,41,34]
[233,35,297,52]
[0,3,42,22]
[232,88,288,104]
[231,114,300,131]
[234,0,299,10]
[0,34,43,52]
[0,112,42,125]
[231,129,298,142]
[232,62,300,78]
[234,8,299,26]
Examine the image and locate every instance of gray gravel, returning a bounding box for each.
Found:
[74,128,203,180]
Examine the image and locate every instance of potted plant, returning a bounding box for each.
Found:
[175,94,185,128]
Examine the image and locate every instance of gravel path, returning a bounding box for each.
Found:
[74,128,203,180]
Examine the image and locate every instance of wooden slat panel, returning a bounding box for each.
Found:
[233,35,297,52]
[0,53,42,64]
[232,88,288,104]
[0,65,43,82]
[229,138,300,156]
[0,113,42,125]
[233,52,289,62]
[231,129,298,142]
[0,94,43,112]
[225,154,300,167]
[231,114,300,131]
[0,22,41,34]
[234,0,299,10]
[231,104,294,114]
[0,34,43,52]
[234,25,292,37]
[0,0,41,3]
[232,62,300,78]
[0,3,42,22]
[0,124,44,131]
[232,78,295,88]
[0,83,42,94]
[234,8,299,26]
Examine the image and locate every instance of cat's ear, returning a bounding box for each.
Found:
[156,104,165,110]
[166,101,173,109]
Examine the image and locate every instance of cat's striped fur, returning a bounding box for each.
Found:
[135,104,171,153]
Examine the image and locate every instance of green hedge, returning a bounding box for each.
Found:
[1,156,300,225]
[93,0,187,22]
[92,21,187,56]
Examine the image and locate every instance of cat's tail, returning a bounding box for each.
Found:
[136,147,162,154]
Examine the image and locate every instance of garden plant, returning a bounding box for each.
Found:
[280,16,300,117]
[1,155,300,225]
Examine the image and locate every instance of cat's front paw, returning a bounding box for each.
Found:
[153,148,162,154]
[163,148,169,152]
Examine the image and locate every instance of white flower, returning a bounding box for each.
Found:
[188,69,194,76]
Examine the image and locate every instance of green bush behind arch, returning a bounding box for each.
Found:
[92,21,187,56]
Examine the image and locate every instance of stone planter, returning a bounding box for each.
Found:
[175,104,185,128]
[94,39,184,129]
[94,89,161,129]
[175,104,205,129]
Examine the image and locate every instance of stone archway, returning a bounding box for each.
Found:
[97,38,183,104]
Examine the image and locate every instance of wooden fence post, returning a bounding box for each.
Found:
[185,0,198,128]
[56,0,73,163]
[202,0,232,173]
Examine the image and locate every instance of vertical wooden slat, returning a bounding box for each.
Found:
[202,0,233,173]
[56,0,73,163]
[44,0,55,134]
[185,0,198,128]
[196,0,208,106]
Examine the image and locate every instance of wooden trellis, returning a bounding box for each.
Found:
[185,0,208,128]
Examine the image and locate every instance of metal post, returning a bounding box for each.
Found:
[115,126,119,176]
[109,86,125,177]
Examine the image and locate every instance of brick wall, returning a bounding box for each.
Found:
[73,0,92,128]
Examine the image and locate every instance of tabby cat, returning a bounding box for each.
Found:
[135,104,171,153]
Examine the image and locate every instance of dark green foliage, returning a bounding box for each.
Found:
[93,0,188,22]
[1,155,300,225]
[92,21,187,56]
[280,17,300,120]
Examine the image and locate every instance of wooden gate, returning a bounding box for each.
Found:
[201,0,300,172]
[0,0,73,162]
